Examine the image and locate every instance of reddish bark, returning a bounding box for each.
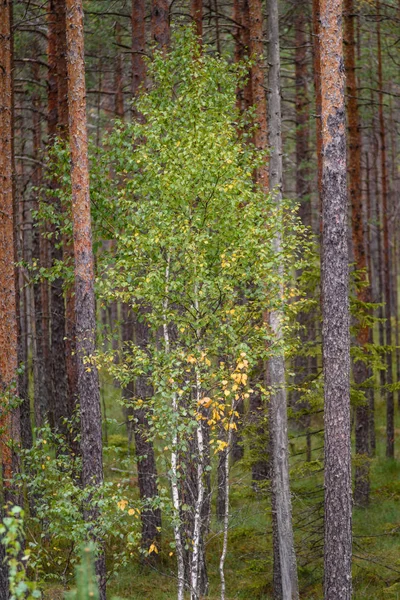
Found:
[151,0,170,49]
[191,0,203,42]
[0,0,21,513]
[248,0,268,191]
[319,0,352,598]
[344,0,371,506]
[132,0,146,98]
[65,0,105,595]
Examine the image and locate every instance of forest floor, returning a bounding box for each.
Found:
[44,379,400,600]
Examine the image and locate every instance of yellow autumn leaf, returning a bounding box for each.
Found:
[148,543,159,554]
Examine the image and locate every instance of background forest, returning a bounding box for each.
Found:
[0,0,400,599]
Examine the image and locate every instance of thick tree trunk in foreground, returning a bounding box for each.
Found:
[65,1,105,597]
[319,1,352,598]
[376,0,394,458]
[267,0,299,597]
[151,0,170,49]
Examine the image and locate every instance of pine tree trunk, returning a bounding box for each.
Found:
[376,0,394,458]
[319,1,352,598]
[151,0,170,49]
[344,0,370,506]
[293,1,315,442]
[0,2,22,596]
[31,58,51,431]
[191,0,203,41]
[267,0,299,596]
[247,0,269,488]
[131,0,146,102]
[312,0,323,210]
[48,0,70,433]
[65,2,106,597]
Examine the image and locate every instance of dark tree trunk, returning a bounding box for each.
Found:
[312,0,323,224]
[365,152,376,455]
[48,0,70,434]
[344,0,370,506]
[65,1,106,597]
[319,1,352,598]
[132,0,146,99]
[133,317,162,556]
[376,0,394,458]
[292,0,315,443]
[267,0,299,595]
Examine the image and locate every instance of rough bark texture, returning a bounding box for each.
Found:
[65,1,105,597]
[132,0,146,98]
[344,0,370,506]
[376,0,394,458]
[319,1,352,598]
[0,3,21,595]
[151,0,170,49]
[267,1,299,596]
[48,0,70,433]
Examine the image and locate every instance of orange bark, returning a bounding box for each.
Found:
[0,0,20,491]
